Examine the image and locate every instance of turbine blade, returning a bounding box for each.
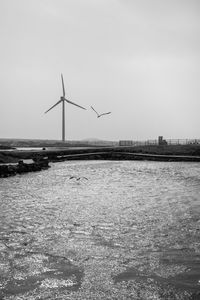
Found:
[44,100,62,114]
[61,74,65,97]
[64,98,86,110]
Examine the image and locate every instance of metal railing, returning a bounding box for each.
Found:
[119,139,200,146]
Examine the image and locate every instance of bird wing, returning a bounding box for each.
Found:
[99,112,111,117]
[44,100,62,114]
[91,106,99,116]
[64,98,86,110]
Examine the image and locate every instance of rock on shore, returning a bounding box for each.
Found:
[0,158,50,178]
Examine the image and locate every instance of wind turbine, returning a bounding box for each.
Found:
[45,74,86,142]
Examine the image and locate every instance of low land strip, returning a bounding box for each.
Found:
[1,144,200,164]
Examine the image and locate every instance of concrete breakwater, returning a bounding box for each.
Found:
[49,151,200,162]
[0,158,50,178]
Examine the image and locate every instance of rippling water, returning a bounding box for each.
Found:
[0,160,200,299]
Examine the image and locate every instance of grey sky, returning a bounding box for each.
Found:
[0,0,199,141]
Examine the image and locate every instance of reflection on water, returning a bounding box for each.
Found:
[0,160,200,299]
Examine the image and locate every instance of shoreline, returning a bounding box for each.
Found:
[0,145,200,164]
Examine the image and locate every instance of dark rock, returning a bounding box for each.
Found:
[0,158,50,178]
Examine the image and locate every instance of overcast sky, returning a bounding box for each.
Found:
[0,0,199,141]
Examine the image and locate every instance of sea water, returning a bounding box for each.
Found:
[0,160,200,299]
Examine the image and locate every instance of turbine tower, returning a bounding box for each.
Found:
[45,74,86,142]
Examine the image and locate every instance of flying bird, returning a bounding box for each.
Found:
[91,106,111,118]
[69,176,88,181]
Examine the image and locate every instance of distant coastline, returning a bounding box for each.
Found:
[0,145,15,150]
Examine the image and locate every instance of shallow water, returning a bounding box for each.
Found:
[0,160,200,299]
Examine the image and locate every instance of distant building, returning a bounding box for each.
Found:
[158,136,167,145]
